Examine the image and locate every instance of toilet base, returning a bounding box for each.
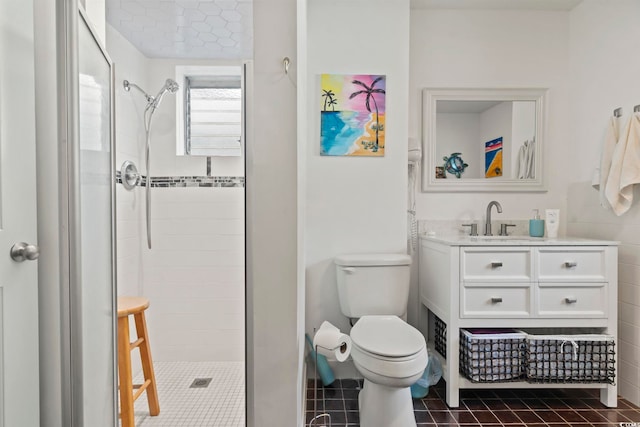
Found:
[358,379,417,427]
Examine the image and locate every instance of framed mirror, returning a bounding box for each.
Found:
[422,88,547,192]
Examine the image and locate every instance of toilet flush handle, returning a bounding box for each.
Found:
[341,267,356,274]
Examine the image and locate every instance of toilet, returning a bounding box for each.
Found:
[335,254,427,427]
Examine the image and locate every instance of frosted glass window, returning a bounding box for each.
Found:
[185,77,242,156]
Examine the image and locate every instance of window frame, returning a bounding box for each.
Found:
[175,65,243,156]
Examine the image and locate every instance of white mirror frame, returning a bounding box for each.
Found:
[421,87,548,193]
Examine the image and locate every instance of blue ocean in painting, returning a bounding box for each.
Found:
[321,111,371,156]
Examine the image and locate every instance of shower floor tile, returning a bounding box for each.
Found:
[124,361,244,427]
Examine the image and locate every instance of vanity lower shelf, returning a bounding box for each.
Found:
[425,339,616,409]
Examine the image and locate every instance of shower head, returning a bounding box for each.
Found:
[165,78,179,94]
[150,78,180,109]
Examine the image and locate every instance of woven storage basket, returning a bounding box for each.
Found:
[460,329,526,382]
[525,334,615,384]
[434,315,447,358]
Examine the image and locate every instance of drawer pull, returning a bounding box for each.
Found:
[564,262,578,268]
[565,297,578,304]
[490,262,503,269]
[491,297,503,304]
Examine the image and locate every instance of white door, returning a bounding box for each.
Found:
[0,0,40,426]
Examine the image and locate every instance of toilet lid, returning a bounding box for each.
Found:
[350,315,425,358]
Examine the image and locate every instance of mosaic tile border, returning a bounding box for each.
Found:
[115,170,244,188]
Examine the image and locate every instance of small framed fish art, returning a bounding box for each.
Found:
[320,74,386,156]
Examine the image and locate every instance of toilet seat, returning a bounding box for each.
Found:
[352,343,428,380]
[351,315,425,357]
[350,315,427,379]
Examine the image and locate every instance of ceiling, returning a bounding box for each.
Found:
[106,0,253,59]
[106,0,580,60]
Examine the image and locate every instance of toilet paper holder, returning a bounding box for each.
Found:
[310,341,342,427]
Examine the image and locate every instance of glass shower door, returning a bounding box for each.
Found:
[74,8,117,427]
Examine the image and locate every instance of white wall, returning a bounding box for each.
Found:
[34,0,64,423]
[511,101,536,177]
[436,113,481,178]
[566,0,640,405]
[410,9,571,223]
[304,0,410,377]
[409,8,571,326]
[479,100,512,180]
[248,0,300,424]
[84,0,106,44]
[108,25,147,300]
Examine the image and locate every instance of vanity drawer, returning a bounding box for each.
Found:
[537,248,606,281]
[462,248,531,281]
[537,282,607,317]
[461,284,531,318]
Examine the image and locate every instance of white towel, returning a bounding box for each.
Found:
[605,113,640,215]
[592,116,619,209]
[619,113,640,208]
[516,140,536,179]
[526,139,536,179]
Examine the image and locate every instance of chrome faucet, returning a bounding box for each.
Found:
[484,201,503,236]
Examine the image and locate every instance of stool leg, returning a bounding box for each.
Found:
[117,316,135,427]
[134,311,160,416]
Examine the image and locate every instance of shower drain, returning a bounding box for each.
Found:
[190,378,212,388]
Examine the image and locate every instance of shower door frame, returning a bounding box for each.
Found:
[58,2,118,426]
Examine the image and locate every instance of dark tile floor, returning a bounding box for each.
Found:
[306,378,640,426]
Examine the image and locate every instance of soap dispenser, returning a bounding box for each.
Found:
[529,209,545,237]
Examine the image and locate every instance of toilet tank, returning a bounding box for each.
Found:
[335,253,412,318]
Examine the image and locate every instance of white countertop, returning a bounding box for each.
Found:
[420,234,619,246]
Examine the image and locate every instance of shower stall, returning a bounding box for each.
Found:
[37,2,248,425]
[112,36,247,425]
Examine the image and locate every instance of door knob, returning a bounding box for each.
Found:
[10,242,40,262]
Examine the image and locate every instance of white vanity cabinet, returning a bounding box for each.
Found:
[419,236,618,408]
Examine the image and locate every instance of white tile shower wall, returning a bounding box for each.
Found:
[566,0,640,405]
[143,187,245,362]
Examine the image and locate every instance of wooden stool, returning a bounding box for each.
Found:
[117,296,160,426]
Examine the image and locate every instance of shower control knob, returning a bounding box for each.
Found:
[10,242,40,262]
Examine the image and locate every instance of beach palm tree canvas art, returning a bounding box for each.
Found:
[320,74,386,156]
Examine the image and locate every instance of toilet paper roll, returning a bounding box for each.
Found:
[313,321,352,362]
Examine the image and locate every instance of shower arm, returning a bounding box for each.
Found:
[123,80,154,103]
